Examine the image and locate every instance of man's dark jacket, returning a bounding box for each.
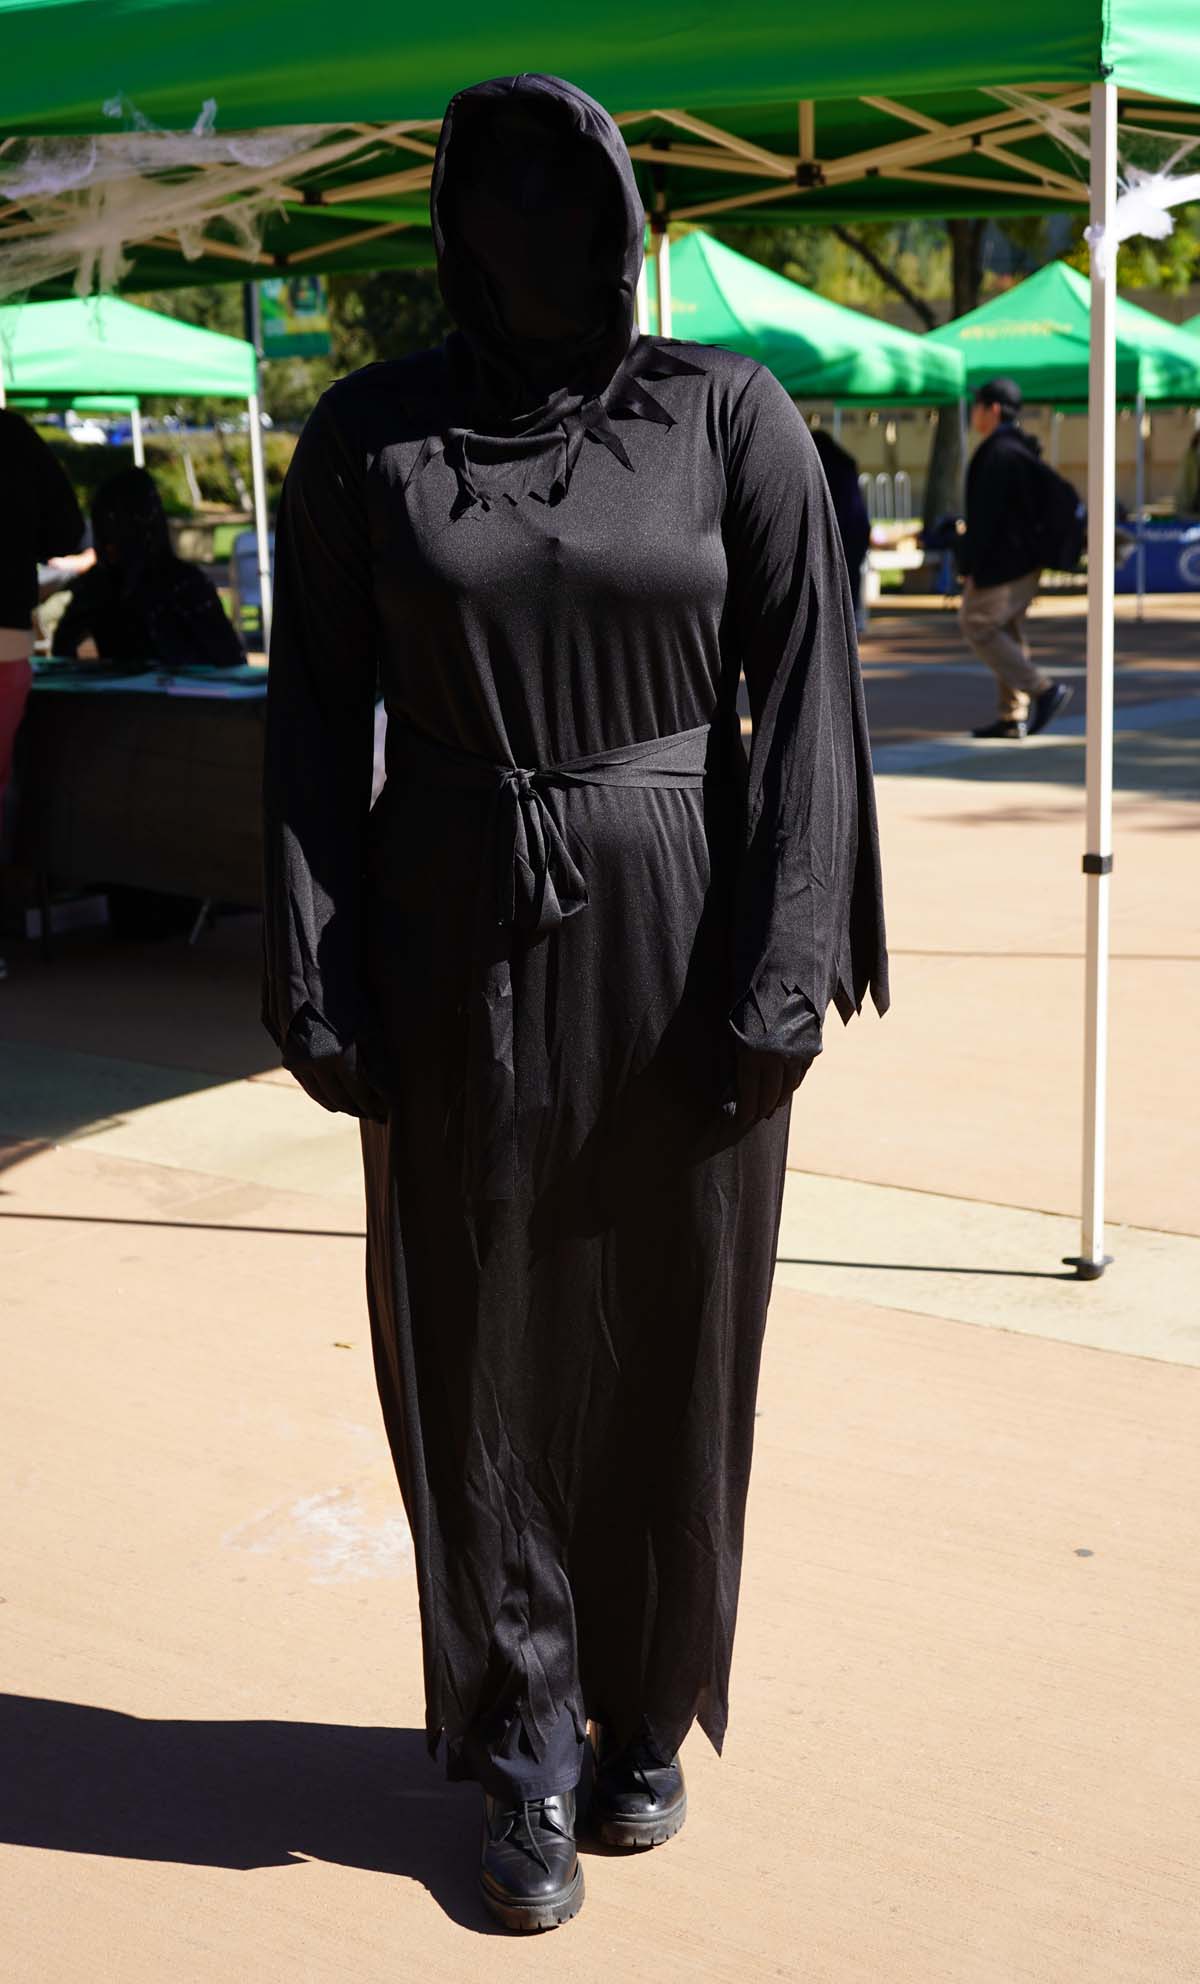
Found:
[961,422,1057,589]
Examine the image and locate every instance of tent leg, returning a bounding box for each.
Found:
[247,381,273,651]
[131,405,145,468]
[832,405,843,442]
[635,256,650,335]
[1075,79,1118,1281]
[1134,391,1146,621]
[654,227,673,339]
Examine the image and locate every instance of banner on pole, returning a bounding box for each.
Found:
[258,276,331,358]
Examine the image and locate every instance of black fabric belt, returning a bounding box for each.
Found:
[389,719,714,1201]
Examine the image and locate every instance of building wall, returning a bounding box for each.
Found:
[804,402,1200,518]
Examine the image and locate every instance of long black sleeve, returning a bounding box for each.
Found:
[261,388,380,1093]
[721,365,888,1060]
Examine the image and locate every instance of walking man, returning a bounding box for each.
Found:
[959,377,1073,740]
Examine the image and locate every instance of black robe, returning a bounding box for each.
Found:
[263,73,887,1778]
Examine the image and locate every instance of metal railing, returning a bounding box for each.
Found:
[858,470,914,522]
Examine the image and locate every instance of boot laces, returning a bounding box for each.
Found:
[600,1733,668,1799]
[498,1795,565,1875]
[624,1737,664,1799]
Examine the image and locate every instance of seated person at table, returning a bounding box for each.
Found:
[53,468,244,669]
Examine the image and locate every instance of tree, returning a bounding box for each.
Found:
[328,268,451,373]
[822,218,986,522]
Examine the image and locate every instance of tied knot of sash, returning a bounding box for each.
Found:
[494,762,589,934]
[388,720,718,1201]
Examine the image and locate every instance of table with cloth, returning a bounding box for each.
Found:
[13,666,267,909]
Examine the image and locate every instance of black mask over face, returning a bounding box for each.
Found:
[431,75,645,414]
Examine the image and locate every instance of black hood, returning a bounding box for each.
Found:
[430,74,644,412]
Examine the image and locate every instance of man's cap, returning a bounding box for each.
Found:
[974,376,1023,415]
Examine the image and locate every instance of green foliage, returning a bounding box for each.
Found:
[36,432,138,507]
[327,268,452,372]
[36,425,296,520]
[710,219,954,320]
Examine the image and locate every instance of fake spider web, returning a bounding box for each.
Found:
[988,88,1200,276]
[0,97,353,302]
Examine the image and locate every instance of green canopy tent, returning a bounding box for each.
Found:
[1,25,1199,297]
[652,230,964,403]
[0,0,1196,145]
[927,259,1200,404]
[0,296,272,636]
[3,10,1199,1274]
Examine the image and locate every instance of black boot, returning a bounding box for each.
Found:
[479,1789,584,1932]
[589,1731,687,1850]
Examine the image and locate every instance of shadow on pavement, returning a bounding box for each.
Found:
[0,915,275,1086]
[0,1695,499,1934]
[777,1256,1079,1282]
[0,1206,365,1237]
[891,730,1200,798]
[0,914,287,1153]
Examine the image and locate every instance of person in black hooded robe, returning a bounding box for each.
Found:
[263,73,887,1934]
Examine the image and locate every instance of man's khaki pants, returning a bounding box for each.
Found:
[958,570,1048,722]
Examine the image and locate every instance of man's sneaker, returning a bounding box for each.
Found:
[1027,681,1073,736]
[971,718,1027,740]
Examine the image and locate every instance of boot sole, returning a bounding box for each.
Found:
[594,1792,687,1850]
[480,1862,585,1933]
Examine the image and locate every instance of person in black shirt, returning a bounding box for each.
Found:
[0,412,86,977]
[0,409,85,646]
[53,467,243,669]
[959,378,1072,739]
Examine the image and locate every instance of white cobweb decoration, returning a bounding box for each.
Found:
[988,88,1200,277]
[0,97,350,301]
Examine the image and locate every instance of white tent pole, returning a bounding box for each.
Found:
[1078,79,1118,1280]
[832,405,843,441]
[1050,409,1061,470]
[131,404,146,468]
[1134,390,1147,621]
[635,255,650,334]
[247,367,273,651]
[655,226,673,339]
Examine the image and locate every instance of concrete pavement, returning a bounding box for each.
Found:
[1,597,1197,1980]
